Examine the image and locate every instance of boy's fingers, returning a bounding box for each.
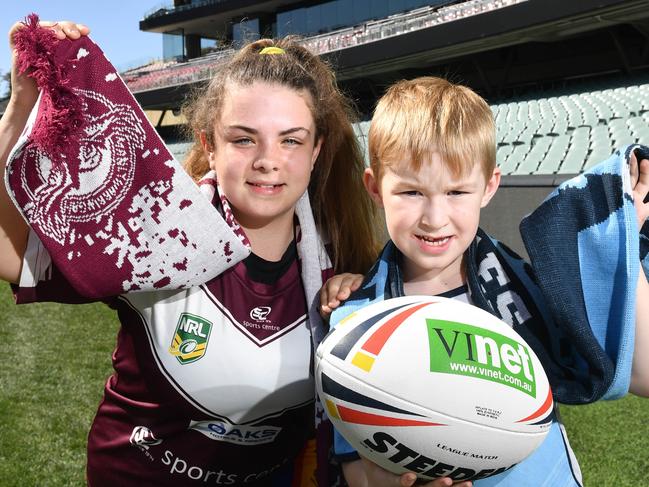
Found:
[634,159,649,205]
[638,158,649,186]
[399,473,417,486]
[630,152,639,187]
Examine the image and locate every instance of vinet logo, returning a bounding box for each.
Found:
[250,306,272,321]
[426,319,537,397]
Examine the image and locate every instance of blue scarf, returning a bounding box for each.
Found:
[330,144,648,486]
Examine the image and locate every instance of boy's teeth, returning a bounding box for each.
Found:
[419,235,449,245]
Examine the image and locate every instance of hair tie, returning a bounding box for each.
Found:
[259,46,285,55]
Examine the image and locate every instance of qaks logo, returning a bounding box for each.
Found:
[426,319,536,397]
[189,421,281,445]
[169,313,213,364]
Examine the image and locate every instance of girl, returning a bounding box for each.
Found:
[0,19,414,487]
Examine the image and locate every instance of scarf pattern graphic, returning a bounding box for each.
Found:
[6,15,249,298]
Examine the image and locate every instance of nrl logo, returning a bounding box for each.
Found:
[169,313,213,364]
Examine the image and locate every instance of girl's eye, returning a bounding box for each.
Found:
[233,137,253,145]
[283,138,302,146]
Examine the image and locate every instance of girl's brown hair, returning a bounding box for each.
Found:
[182,37,381,273]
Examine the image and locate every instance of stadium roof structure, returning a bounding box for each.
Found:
[130,0,649,178]
[130,0,649,111]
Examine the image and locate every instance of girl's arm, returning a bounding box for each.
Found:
[0,20,89,284]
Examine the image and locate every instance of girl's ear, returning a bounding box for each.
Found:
[200,130,217,170]
[310,136,323,171]
[480,166,501,208]
[363,168,383,207]
[199,130,211,153]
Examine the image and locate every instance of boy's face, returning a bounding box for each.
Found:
[365,152,500,289]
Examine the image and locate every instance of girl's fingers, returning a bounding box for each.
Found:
[10,20,90,47]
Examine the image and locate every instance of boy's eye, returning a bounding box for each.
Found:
[401,190,421,196]
[448,190,468,196]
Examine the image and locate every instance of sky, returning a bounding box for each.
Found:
[1,0,164,97]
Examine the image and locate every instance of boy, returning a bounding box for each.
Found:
[323,76,649,486]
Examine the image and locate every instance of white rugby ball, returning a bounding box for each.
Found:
[315,295,552,482]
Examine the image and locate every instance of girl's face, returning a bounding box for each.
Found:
[206,81,322,230]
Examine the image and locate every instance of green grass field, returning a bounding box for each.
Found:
[0,284,647,486]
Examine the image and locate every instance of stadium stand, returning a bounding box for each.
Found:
[158,78,649,178]
[491,80,649,176]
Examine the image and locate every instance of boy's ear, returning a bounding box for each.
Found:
[363,168,383,207]
[480,166,501,208]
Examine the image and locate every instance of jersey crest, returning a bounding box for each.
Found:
[169,312,213,364]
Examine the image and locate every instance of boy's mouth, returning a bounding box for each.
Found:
[416,235,450,246]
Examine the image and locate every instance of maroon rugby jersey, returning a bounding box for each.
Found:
[15,232,330,486]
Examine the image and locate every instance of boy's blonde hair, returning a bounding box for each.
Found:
[368,76,496,182]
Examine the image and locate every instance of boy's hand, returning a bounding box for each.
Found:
[319,273,363,319]
[344,457,472,487]
[630,150,649,228]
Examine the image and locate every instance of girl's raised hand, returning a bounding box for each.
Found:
[7,19,90,110]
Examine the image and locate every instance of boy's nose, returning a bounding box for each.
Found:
[420,200,449,229]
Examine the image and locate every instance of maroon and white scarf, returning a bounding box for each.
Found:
[6,14,250,298]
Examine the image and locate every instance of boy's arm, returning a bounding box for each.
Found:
[630,153,649,397]
[630,267,649,396]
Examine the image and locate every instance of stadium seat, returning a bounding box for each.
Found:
[515,137,552,174]
[167,141,193,162]
[536,134,570,174]
[628,116,649,144]
[496,144,515,173]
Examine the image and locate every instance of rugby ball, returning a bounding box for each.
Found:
[315,295,552,482]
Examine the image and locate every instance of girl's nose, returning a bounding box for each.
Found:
[252,144,279,172]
